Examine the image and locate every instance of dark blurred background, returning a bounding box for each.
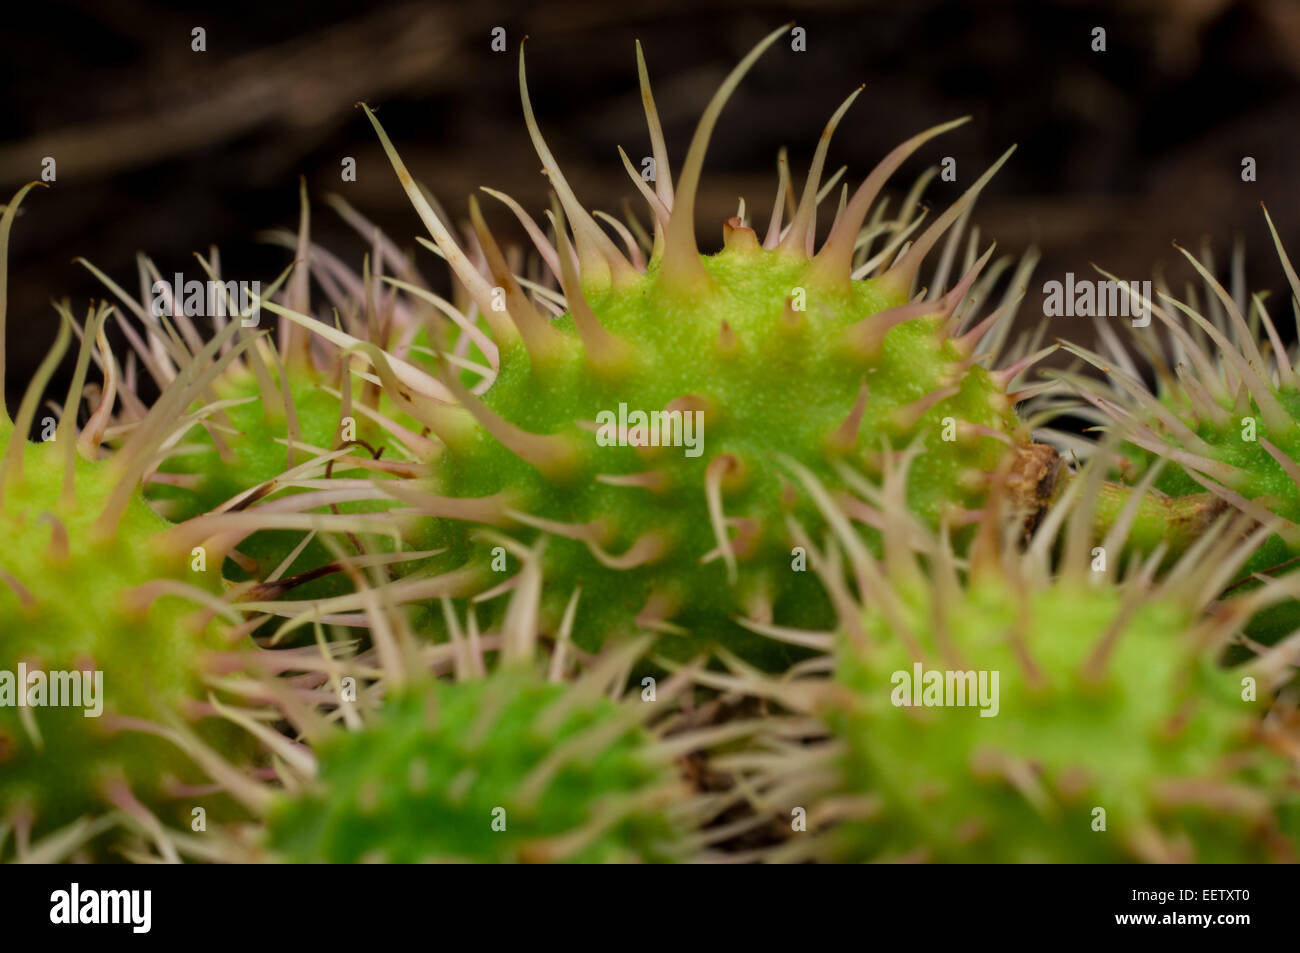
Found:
[2,0,1298,410]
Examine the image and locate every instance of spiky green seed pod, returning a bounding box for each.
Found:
[0,187,278,857]
[0,420,242,857]
[267,667,684,863]
[1060,209,1300,593]
[264,28,1056,669]
[253,562,691,864]
[77,211,447,610]
[699,459,1300,863]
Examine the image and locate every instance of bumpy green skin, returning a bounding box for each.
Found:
[267,668,680,863]
[0,420,252,843]
[824,576,1295,862]
[437,245,1020,667]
